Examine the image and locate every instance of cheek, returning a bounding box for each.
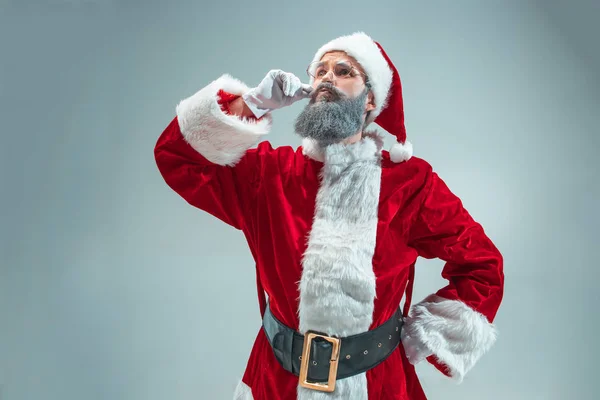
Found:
[340,80,364,97]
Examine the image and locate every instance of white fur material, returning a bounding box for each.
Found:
[302,130,394,165]
[304,137,413,164]
[389,140,413,163]
[233,379,254,400]
[402,294,498,383]
[297,131,384,400]
[175,73,272,166]
[300,137,324,162]
[309,31,393,126]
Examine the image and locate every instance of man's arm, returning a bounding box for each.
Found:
[154,74,273,230]
[154,69,311,230]
[403,163,504,383]
[227,96,257,119]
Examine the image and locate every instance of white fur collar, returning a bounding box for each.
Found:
[301,129,384,164]
[297,128,383,399]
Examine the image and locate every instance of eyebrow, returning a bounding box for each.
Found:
[314,59,352,67]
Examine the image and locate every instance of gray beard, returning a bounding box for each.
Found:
[294,83,369,146]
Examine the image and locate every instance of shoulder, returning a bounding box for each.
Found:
[250,140,307,171]
[382,150,431,170]
[382,151,434,186]
[254,140,299,158]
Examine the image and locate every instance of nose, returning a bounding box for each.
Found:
[321,69,336,83]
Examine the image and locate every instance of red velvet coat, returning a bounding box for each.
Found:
[154,74,504,400]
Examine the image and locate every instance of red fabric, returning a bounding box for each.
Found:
[373,41,407,145]
[402,263,415,318]
[217,89,264,122]
[407,168,504,320]
[217,89,268,317]
[154,117,504,399]
[216,89,239,113]
[407,170,504,377]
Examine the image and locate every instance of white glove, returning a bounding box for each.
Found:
[401,323,434,365]
[242,69,314,118]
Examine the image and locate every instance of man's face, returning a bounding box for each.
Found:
[309,51,372,101]
[294,51,376,145]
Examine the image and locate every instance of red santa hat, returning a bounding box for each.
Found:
[308,31,413,163]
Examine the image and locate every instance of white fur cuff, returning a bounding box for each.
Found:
[175,74,272,166]
[401,294,498,383]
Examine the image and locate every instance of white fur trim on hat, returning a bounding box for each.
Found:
[390,140,413,163]
[309,31,393,125]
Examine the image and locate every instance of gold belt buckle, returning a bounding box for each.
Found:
[298,331,341,392]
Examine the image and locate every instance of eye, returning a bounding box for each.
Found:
[334,63,352,77]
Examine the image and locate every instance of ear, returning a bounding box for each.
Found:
[365,90,376,112]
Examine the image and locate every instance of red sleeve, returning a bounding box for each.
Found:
[408,167,504,377]
[154,116,262,230]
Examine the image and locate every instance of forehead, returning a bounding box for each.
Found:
[319,51,366,74]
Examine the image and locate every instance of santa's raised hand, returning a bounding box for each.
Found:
[242,69,313,118]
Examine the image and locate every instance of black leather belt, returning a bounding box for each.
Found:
[262,303,404,393]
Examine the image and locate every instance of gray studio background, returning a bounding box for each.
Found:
[1,1,598,399]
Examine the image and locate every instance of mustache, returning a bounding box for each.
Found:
[310,83,345,102]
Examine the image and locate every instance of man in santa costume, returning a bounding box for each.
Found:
[154,31,504,400]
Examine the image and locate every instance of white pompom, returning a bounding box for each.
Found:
[390,140,413,163]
